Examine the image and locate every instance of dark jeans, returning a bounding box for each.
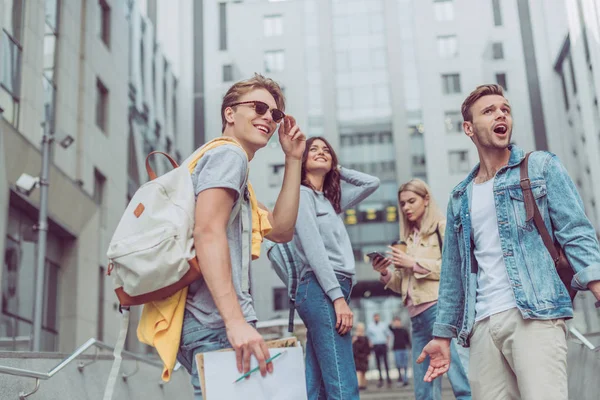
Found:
[373,344,391,382]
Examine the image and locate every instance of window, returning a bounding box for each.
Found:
[269,164,285,188]
[2,207,60,351]
[273,288,289,311]
[222,64,233,82]
[98,0,111,47]
[437,35,458,58]
[0,0,25,127]
[496,73,507,90]
[492,42,504,59]
[93,169,106,205]
[445,111,463,133]
[97,266,105,341]
[43,0,60,132]
[264,15,283,37]
[96,79,109,132]
[434,0,454,21]
[449,150,470,174]
[492,0,502,26]
[264,50,285,72]
[441,74,461,94]
[219,2,227,50]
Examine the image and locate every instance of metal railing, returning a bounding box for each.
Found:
[0,337,172,399]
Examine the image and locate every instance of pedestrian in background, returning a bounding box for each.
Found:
[352,322,371,391]
[366,313,393,388]
[389,316,411,387]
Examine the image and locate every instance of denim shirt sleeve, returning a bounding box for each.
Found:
[544,154,600,290]
[432,201,463,338]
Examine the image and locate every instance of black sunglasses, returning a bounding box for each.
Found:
[228,100,285,123]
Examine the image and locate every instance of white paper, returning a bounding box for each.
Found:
[202,346,307,400]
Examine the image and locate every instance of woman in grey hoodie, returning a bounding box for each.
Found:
[293,136,380,400]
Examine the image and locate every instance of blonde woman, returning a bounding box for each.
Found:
[371,179,471,400]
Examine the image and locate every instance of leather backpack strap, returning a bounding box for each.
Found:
[145,151,179,180]
[519,152,561,265]
[435,223,443,252]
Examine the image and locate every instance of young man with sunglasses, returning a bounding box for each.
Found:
[417,84,600,399]
[177,74,306,399]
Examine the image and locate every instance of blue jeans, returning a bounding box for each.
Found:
[295,272,359,400]
[411,304,472,400]
[394,349,410,383]
[176,310,235,400]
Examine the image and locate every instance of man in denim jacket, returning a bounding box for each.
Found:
[417,84,600,399]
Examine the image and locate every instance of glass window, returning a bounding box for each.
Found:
[2,208,60,351]
[492,42,504,60]
[98,0,111,47]
[264,50,285,72]
[2,0,24,42]
[219,2,227,50]
[437,35,458,58]
[1,33,22,98]
[273,288,289,311]
[496,72,507,90]
[96,78,109,132]
[444,111,463,133]
[441,73,461,94]
[492,0,503,26]
[222,64,233,82]
[264,15,283,37]
[448,150,471,174]
[268,163,285,188]
[434,0,454,22]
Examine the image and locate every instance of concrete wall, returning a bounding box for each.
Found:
[0,352,192,400]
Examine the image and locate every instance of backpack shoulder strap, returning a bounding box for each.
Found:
[520,152,561,264]
[435,223,443,252]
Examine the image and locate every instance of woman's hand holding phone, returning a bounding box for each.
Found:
[387,245,416,269]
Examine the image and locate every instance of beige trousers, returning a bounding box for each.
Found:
[469,307,568,400]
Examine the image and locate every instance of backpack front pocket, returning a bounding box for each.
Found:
[108,224,189,296]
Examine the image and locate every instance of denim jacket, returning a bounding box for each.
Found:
[433,145,600,347]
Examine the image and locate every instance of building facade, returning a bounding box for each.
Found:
[0,0,195,353]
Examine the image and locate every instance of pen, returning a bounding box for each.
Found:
[233,351,285,383]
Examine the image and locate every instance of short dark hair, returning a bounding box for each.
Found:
[461,84,505,122]
[220,73,285,132]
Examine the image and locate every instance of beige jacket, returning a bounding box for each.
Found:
[385,220,446,305]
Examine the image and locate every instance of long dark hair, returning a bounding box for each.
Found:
[301,137,342,213]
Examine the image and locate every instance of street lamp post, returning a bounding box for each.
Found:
[31,120,52,352]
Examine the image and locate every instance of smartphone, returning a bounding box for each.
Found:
[366,251,386,261]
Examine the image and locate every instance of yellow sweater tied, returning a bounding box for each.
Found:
[137,137,271,381]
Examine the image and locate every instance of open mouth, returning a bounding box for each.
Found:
[493,124,508,135]
[254,124,270,135]
[314,157,328,162]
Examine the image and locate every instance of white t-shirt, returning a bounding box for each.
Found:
[472,178,517,322]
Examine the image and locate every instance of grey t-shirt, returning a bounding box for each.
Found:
[185,144,256,329]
